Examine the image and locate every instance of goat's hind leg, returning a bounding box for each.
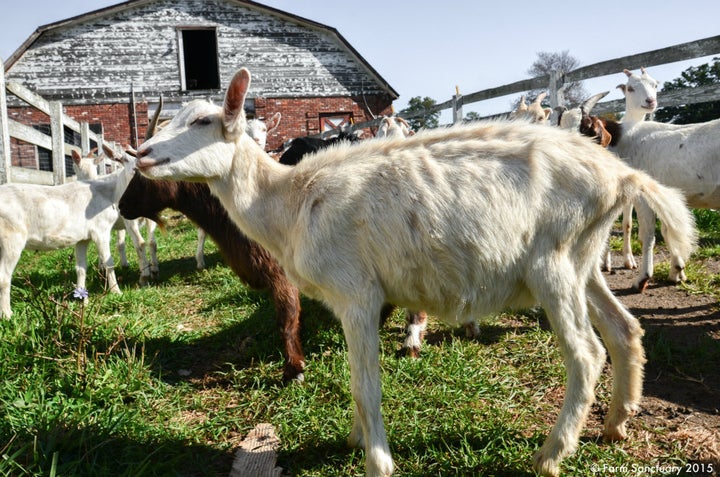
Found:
[586,268,645,441]
[529,264,606,477]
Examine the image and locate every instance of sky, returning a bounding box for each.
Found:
[1,0,718,123]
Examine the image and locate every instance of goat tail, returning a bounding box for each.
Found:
[624,171,698,262]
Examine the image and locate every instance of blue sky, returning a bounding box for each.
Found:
[1,0,718,122]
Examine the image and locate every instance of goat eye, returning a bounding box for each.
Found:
[627,86,635,92]
[191,116,212,126]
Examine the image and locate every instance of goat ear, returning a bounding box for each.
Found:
[71,149,82,164]
[267,112,281,132]
[623,69,633,77]
[223,68,250,139]
[102,144,121,160]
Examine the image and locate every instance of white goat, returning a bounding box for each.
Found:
[611,67,719,290]
[375,116,413,138]
[245,112,282,150]
[512,92,552,123]
[135,68,697,477]
[0,150,137,317]
[72,148,159,284]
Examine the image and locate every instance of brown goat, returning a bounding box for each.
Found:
[118,174,305,382]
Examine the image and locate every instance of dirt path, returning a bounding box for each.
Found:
[602,251,720,469]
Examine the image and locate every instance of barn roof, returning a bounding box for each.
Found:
[4,0,399,99]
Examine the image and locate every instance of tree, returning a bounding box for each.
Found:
[654,57,720,124]
[400,96,440,131]
[464,111,483,122]
[525,50,587,107]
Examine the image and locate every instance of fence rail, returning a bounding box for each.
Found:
[4,35,720,158]
[0,59,111,185]
[334,34,720,138]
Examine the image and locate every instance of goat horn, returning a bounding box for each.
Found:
[146,93,164,140]
[580,91,610,115]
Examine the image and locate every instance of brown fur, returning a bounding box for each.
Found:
[118,174,305,382]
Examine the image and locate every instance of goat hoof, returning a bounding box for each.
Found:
[532,449,561,477]
[282,364,306,384]
[632,276,650,293]
[396,346,420,359]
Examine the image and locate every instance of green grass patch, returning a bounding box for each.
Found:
[0,213,717,476]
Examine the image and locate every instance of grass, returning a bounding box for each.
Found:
[0,212,718,476]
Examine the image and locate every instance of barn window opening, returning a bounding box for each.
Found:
[179,28,220,91]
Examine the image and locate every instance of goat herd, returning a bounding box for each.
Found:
[1,66,714,476]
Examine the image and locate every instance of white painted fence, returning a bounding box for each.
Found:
[0,60,114,185]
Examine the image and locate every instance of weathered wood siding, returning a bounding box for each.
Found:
[7,0,391,103]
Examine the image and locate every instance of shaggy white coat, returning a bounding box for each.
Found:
[0,153,136,317]
[135,68,697,477]
[612,68,720,289]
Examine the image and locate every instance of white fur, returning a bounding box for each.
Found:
[612,68,718,289]
[375,116,414,138]
[73,149,159,284]
[512,92,552,124]
[135,68,697,477]
[245,112,282,150]
[0,153,137,317]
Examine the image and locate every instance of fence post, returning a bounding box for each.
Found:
[452,86,463,124]
[547,69,565,125]
[0,58,10,184]
[50,101,65,185]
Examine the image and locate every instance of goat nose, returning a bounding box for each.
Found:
[137,146,152,158]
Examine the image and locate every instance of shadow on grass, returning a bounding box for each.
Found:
[0,421,233,477]
[276,428,539,476]
[136,292,340,388]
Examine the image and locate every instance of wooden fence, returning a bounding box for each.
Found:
[335,34,720,138]
[0,60,111,185]
[3,35,719,162]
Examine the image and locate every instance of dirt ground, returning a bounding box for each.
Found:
[600,249,720,471]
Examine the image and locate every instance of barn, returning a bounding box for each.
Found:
[2,0,398,169]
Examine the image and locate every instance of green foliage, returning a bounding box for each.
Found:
[654,57,720,124]
[400,96,440,131]
[464,111,483,122]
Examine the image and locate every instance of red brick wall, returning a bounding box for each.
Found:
[8,95,392,167]
[7,102,150,168]
[254,96,394,151]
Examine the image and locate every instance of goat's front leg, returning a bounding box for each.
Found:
[339,299,394,477]
[75,240,90,295]
[0,235,24,318]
